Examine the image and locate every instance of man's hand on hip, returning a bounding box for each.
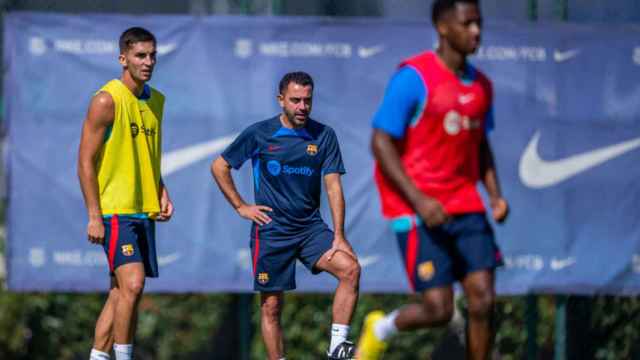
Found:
[237,204,273,226]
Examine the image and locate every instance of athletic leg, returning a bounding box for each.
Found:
[260,291,285,360]
[315,250,361,326]
[92,277,119,352]
[461,270,495,360]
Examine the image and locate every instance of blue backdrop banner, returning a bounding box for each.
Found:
[5,13,640,294]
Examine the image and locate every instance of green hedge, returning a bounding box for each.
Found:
[0,290,640,359]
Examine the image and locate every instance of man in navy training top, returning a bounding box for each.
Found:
[211,71,360,360]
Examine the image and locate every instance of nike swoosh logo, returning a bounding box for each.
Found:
[519,131,640,188]
[298,255,379,268]
[358,255,380,268]
[550,257,575,271]
[632,255,640,274]
[161,133,237,177]
[358,45,384,58]
[158,252,182,266]
[458,94,474,104]
[235,250,380,269]
[553,49,580,62]
[157,43,177,56]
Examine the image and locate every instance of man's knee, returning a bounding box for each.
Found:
[339,259,361,288]
[120,276,145,300]
[422,295,454,326]
[261,295,282,323]
[466,286,495,320]
[108,287,120,301]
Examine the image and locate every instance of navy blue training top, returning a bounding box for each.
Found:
[222,116,345,231]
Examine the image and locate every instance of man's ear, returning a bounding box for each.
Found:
[436,21,449,37]
[118,53,127,67]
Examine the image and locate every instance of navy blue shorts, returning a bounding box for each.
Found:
[102,215,158,278]
[393,213,502,292]
[250,222,334,292]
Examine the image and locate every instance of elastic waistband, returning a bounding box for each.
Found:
[103,213,149,220]
[390,215,422,233]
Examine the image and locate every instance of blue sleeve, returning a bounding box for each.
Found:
[485,106,494,133]
[221,126,258,169]
[372,66,427,139]
[321,129,346,175]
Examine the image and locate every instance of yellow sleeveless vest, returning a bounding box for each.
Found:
[96,79,164,217]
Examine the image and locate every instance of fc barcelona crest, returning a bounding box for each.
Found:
[306,144,318,156]
[418,261,435,281]
[257,272,269,285]
[121,244,135,257]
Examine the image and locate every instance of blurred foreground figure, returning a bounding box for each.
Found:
[357,0,508,359]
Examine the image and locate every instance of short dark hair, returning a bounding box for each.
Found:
[119,27,156,53]
[278,71,314,94]
[432,0,479,25]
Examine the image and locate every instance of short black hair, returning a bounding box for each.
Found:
[432,0,479,25]
[278,71,314,94]
[119,27,156,53]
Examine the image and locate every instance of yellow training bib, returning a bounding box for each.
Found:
[95,79,164,217]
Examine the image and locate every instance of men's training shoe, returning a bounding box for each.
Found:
[356,310,388,360]
[327,340,356,359]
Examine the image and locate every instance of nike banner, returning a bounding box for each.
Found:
[5,13,640,294]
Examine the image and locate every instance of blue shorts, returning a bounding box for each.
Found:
[250,222,334,292]
[393,213,502,292]
[102,215,158,278]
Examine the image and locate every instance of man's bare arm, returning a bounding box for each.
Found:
[211,156,272,225]
[371,129,449,227]
[479,137,508,223]
[157,179,174,222]
[324,173,346,238]
[77,92,114,243]
[323,172,356,260]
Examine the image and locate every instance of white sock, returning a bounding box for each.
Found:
[89,348,110,360]
[113,344,133,360]
[374,310,399,341]
[329,323,350,353]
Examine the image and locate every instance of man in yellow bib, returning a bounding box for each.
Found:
[77,27,173,360]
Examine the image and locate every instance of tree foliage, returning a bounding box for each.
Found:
[0,288,640,358]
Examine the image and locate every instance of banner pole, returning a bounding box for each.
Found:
[238,293,254,360]
[526,294,538,360]
[554,295,568,360]
[557,0,568,21]
[528,0,538,21]
[239,0,250,14]
[271,0,283,15]
[525,2,538,357]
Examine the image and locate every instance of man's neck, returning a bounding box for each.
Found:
[279,114,304,130]
[436,45,466,76]
[120,73,145,98]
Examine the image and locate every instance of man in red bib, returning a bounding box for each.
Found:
[357,1,508,359]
